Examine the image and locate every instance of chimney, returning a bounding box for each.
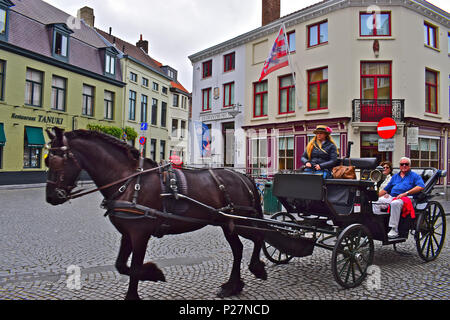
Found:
[78,6,95,27]
[136,34,149,54]
[262,0,280,26]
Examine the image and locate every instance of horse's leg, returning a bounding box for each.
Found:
[115,235,132,276]
[124,233,150,300]
[218,228,245,298]
[247,231,267,280]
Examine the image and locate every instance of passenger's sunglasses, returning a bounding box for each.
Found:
[399,163,410,167]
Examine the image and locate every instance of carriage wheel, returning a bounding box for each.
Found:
[415,201,446,262]
[331,224,374,289]
[262,212,297,264]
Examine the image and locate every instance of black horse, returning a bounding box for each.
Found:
[45,127,267,300]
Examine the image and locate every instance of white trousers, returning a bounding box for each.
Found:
[372,195,404,231]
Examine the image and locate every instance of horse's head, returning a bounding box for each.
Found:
[45,127,82,205]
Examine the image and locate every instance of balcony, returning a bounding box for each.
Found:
[352,99,404,123]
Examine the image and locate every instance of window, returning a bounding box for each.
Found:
[162,86,168,94]
[410,137,439,169]
[151,98,158,125]
[104,90,114,120]
[278,136,294,171]
[180,120,186,138]
[0,123,5,169]
[360,12,391,36]
[223,82,234,108]
[161,102,167,127]
[424,22,438,49]
[181,96,187,109]
[253,81,268,117]
[160,140,166,160]
[82,84,94,116]
[0,59,5,100]
[173,94,179,107]
[287,31,296,52]
[251,138,267,176]
[128,90,136,120]
[140,94,148,122]
[202,88,211,111]
[0,8,6,38]
[171,119,178,137]
[51,76,66,111]
[25,68,43,107]
[308,67,328,111]
[105,54,115,75]
[308,21,328,47]
[361,62,391,100]
[23,127,45,169]
[152,82,159,91]
[202,60,212,78]
[167,69,175,79]
[425,69,438,114]
[142,77,149,87]
[448,32,450,54]
[279,74,295,114]
[150,138,156,161]
[224,52,235,72]
[0,1,13,42]
[130,72,137,82]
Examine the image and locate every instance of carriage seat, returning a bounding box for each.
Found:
[341,157,378,170]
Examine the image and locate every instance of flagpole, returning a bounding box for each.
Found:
[281,22,302,109]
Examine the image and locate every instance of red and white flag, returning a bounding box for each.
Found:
[259,25,289,82]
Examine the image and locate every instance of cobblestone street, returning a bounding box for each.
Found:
[0,186,448,301]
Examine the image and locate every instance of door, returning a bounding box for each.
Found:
[222,122,235,167]
[360,133,392,164]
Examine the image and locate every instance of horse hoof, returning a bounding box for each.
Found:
[217,280,245,298]
[249,261,267,280]
[140,262,166,282]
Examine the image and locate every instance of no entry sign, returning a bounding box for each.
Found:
[377,117,397,139]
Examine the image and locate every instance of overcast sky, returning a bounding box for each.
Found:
[43,0,449,92]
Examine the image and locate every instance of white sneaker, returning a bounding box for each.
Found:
[388,228,399,238]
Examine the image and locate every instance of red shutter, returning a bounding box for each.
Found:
[295,135,306,169]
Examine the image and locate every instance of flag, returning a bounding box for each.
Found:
[259,25,289,82]
[194,121,211,157]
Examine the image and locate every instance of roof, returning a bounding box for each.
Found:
[5,0,123,84]
[96,28,190,94]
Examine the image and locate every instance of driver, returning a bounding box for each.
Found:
[373,157,425,238]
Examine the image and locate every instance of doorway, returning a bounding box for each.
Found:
[222,122,235,167]
[360,133,392,165]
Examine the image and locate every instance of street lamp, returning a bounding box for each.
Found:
[229,103,242,118]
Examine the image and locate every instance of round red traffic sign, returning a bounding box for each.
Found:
[139,136,146,145]
[377,117,397,139]
[169,154,182,166]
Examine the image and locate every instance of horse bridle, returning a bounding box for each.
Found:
[46,134,171,201]
[46,135,82,199]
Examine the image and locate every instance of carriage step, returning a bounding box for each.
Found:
[386,237,407,244]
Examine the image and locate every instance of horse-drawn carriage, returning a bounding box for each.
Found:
[44,128,447,298]
[262,157,447,288]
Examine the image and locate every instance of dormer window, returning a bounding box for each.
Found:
[103,46,119,77]
[0,0,14,42]
[50,23,73,62]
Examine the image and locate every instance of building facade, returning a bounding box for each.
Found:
[189,43,246,168]
[189,0,450,186]
[0,0,125,184]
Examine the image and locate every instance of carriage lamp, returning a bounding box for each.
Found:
[229,103,242,118]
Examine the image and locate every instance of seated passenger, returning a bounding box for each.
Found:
[379,161,393,191]
[301,125,339,179]
[372,157,425,238]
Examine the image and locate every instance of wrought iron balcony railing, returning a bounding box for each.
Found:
[352,99,404,123]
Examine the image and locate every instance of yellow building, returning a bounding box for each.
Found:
[0,0,125,184]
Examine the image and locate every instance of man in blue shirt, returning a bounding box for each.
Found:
[373,157,425,238]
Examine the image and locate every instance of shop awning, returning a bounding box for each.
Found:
[25,126,45,147]
[0,123,5,146]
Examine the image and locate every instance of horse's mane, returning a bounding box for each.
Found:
[65,129,158,167]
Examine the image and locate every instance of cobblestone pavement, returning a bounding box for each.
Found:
[0,187,448,301]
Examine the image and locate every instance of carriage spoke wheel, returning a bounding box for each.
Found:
[262,212,297,264]
[331,224,374,289]
[415,201,446,262]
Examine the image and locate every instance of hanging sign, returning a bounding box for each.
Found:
[407,127,419,145]
[378,138,395,152]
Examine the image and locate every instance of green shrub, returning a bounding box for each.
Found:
[86,124,137,141]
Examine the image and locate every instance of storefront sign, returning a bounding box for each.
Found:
[378,138,395,152]
[407,127,419,145]
[11,113,64,125]
[200,111,233,122]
